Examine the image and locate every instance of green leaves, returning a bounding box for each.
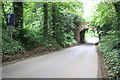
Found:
[2,2,83,54]
[99,32,120,79]
[2,29,24,54]
[91,2,120,79]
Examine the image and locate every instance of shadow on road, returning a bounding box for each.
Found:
[84,42,99,45]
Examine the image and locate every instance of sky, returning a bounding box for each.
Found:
[82,0,99,21]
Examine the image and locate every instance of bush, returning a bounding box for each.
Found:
[99,31,120,79]
[2,29,25,54]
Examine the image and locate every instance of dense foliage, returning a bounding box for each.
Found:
[91,2,120,79]
[2,1,119,78]
[2,29,24,54]
[2,2,83,54]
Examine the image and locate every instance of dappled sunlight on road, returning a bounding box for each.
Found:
[85,37,99,44]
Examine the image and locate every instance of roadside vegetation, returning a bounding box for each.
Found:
[2,2,83,54]
[1,1,120,79]
[2,2,84,63]
[90,2,120,79]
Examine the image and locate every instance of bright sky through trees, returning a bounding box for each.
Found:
[82,0,99,21]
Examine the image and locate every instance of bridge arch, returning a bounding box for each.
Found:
[79,26,99,44]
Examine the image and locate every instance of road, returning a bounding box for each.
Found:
[2,44,98,78]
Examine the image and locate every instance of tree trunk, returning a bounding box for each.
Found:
[13,2,24,42]
[13,2,23,29]
[51,3,61,45]
[43,3,48,37]
[52,3,57,38]
[113,2,120,59]
[13,2,23,34]
[113,2,120,32]
[2,3,6,28]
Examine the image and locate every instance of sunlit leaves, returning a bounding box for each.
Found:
[2,2,83,53]
[92,2,120,79]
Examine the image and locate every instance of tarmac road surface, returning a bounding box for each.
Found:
[2,44,98,78]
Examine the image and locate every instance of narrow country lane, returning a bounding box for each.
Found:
[2,44,98,78]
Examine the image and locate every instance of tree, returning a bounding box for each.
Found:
[43,2,48,37]
[52,3,57,39]
[2,2,6,28]
[91,2,120,79]
[13,2,24,40]
[113,1,120,31]
[113,1,120,19]
[51,3,62,45]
